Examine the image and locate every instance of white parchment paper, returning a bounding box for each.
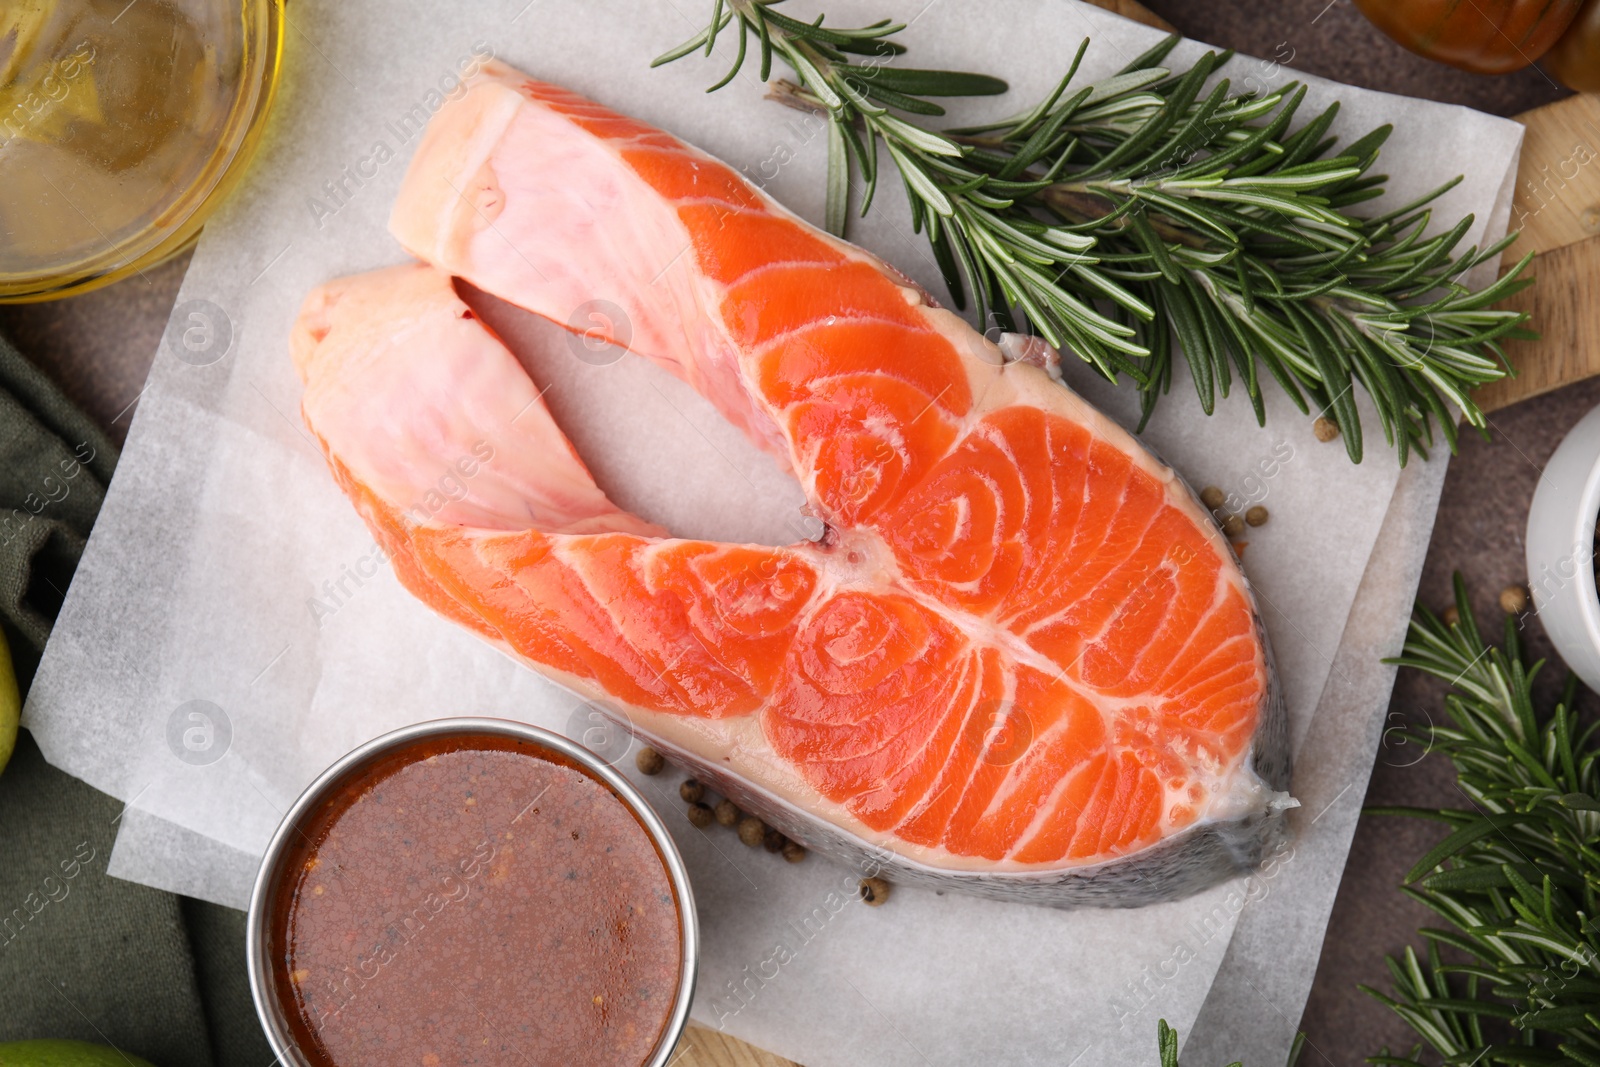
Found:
[23,1,1523,1063]
[1186,452,1453,1065]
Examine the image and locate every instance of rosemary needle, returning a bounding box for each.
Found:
[652,0,1536,465]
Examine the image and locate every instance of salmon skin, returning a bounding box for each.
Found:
[293,60,1292,907]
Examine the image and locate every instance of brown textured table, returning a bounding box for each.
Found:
[1,2,1592,1064]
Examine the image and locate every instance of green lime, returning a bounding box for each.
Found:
[0,1040,158,1067]
[0,628,16,776]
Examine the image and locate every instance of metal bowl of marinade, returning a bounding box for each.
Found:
[246,717,698,1067]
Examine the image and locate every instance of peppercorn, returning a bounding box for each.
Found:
[1199,486,1225,510]
[1221,514,1245,538]
[1245,505,1269,527]
[859,877,891,906]
[679,779,704,804]
[1313,416,1340,442]
[763,828,786,853]
[686,802,714,828]
[738,816,766,848]
[635,747,665,775]
[1442,604,1460,627]
[782,841,807,863]
[714,798,739,827]
[1499,585,1529,614]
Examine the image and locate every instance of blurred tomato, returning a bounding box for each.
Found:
[1544,0,1600,90]
[1354,0,1584,74]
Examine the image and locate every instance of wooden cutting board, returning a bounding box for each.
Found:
[1474,90,1600,412]
[667,2,1594,1064]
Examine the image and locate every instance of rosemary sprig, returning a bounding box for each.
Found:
[1364,576,1600,1066]
[652,2,1536,465]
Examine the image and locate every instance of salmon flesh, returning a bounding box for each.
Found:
[292,61,1291,907]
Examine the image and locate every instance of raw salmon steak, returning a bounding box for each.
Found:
[292,61,1291,906]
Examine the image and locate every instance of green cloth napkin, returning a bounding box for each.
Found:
[0,335,114,690]
[0,334,273,1067]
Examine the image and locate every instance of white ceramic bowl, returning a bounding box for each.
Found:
[1527,404,1600,693]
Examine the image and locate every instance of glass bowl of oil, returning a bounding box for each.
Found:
[0,0,283,301]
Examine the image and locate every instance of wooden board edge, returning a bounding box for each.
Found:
[1475,233,1600,413]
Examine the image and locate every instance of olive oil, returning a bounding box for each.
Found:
[0,0,283,300]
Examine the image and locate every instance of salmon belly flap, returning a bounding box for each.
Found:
[293,61,1290,905]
